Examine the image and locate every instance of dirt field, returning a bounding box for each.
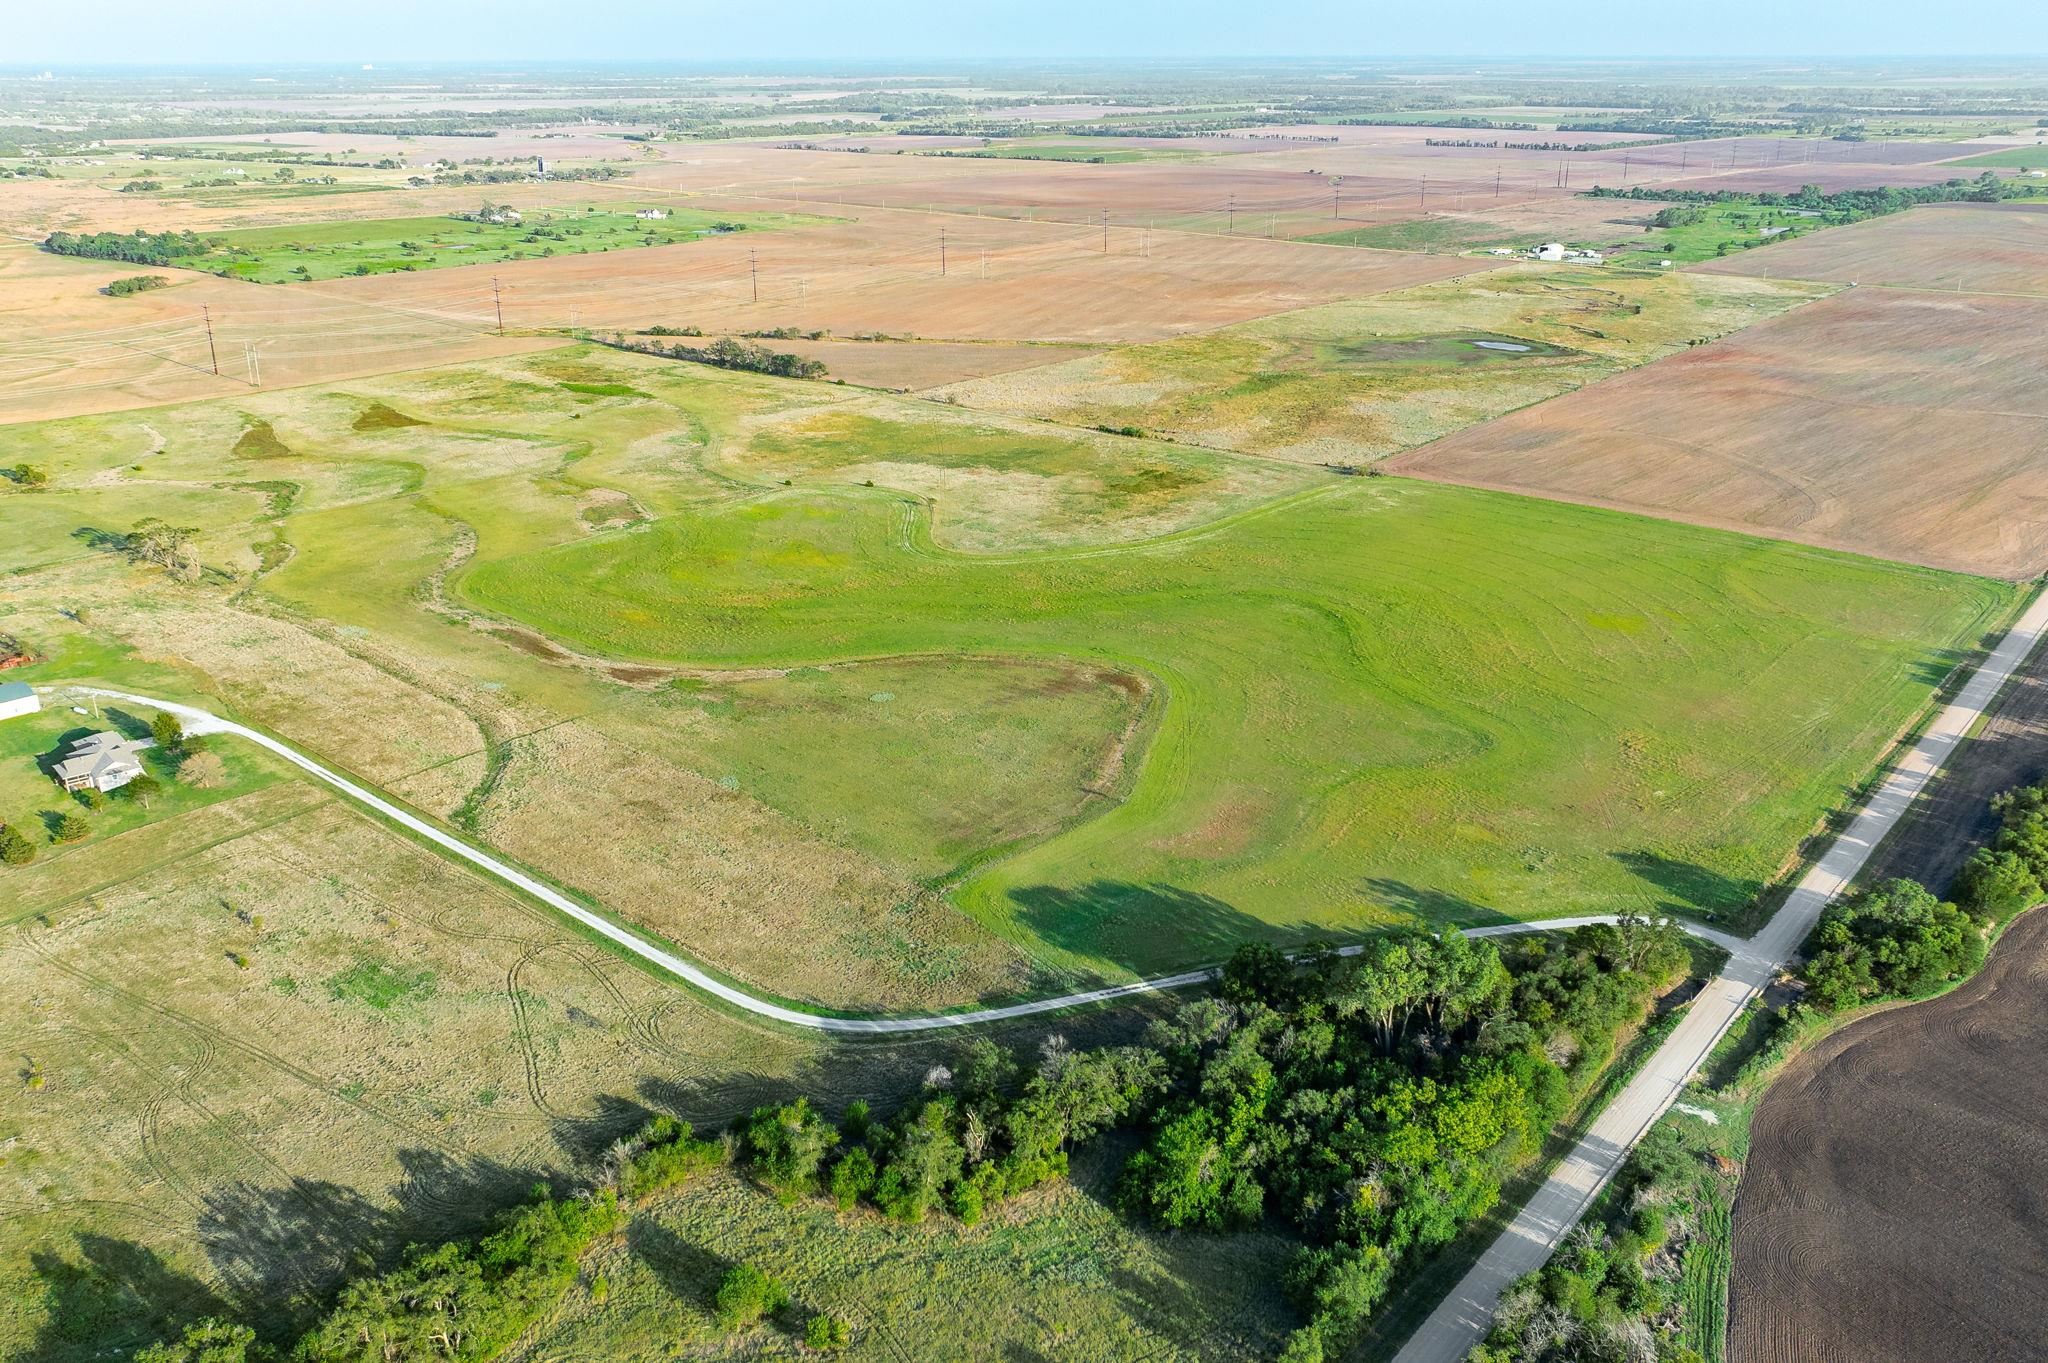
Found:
[1727,907,2048,1363]
[1866,635,2048,895]
[1697,202,2048,297]
[307,196,1477,341]
[1390,286,2048,578]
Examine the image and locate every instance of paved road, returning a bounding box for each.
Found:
[61,688,1722,1035]
[1391,583,2048,1363]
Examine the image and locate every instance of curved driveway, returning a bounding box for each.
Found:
[60,687,1730,1034]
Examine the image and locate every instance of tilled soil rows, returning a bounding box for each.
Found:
[1729,908,2048,1363]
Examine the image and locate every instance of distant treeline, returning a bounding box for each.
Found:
[608,333,827,380]
[42,229,212,267]
[1342,116,1538,131]
[1584,172,2045,222]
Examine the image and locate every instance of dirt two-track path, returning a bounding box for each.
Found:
[58,688,1738,1035]
[1391,583,2048,1363]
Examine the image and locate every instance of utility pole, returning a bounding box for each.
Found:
[1101,208,1109,253]
[1227,195,1236,235]
[492,276,504,335]
[940,227,947,276]
[1622,153,1631,183]
[749,247,758,304]
[1332,185,1340,219]
[1420,178,1427,208]
[1495,168,1502,197]
[200,305,219,376]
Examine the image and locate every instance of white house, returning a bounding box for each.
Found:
[634,208,670,220]
[0,681,37,722]
[51,730,149,793]
[1532,242,1567,261]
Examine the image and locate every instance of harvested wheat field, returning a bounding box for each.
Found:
[1391,286,2048,578]
[1698,201,2048,297]
[0,243,564,424]
[1727,907,2048,1363]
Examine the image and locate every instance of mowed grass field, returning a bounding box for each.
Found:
[0,780,1179,1363]
[158,205,817,283]
[936,264,1829,465]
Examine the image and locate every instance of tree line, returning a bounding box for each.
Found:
[1584,171,2046,222]
[42,229,214,267]
[606,333,827,380]
[126,920,1696,1363]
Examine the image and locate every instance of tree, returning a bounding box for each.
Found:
[151,709,186,750]
[874,1097,964,1222]
[0,824,35,865]
[828,1146,876,1210]
[53,811,90,843]
[713,1263,788,1330]
[134,1317,255,1363]
[180,750,228,788]
[743,1097,839,1205]
[125,774,163,808]
[8,464,48,489]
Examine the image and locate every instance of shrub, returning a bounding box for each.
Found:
[75,787,107,812]
[713,1263,788,1330]
[52,812,90,844]
[743,1097,839,1205]
[124,774,163,807]
[804,1314,852,1351]
[0,824,36,865]
[621,1115,724,1197]
[134,1316,255,1363]
[828,1146,876,1210]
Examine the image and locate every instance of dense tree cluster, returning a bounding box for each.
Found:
[42,229,214,267]
[1952,780,2048,922]
[610,334,827,379]
[1800,878,1985,1012]
[1471,1125,1699,1363]
[1585,172,2043,222]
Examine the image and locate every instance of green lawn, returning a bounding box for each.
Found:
[0,704,282,885]
[158,205,821,283]
[461,468,2013,980]
[1301,218,1523,252]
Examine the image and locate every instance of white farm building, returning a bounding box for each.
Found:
[0,681,37,722]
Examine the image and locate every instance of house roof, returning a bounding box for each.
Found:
[0,681,33,703]
[51,730,148,782]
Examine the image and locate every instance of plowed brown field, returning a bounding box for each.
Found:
[1697,201,2048,297]
[1389,286,2048,578]
[1728,907,2048,1363]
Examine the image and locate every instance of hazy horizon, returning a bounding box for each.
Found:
[10,0,2048,66]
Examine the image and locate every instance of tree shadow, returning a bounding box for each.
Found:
[1610,850,1763,922]
[390,1147,558,1246]
[70,525,130,555]
[197,1176,397,1331]
[626,1214,735,1313]
[549,1091,658,1164]
[24,1233,226,1363]
[1358,878,1514,929]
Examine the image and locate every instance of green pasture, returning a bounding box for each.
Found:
[1945,144,2048,169]
[1302,218,1525,252]
[159,205,818,282]
[1604,200,1830,264]
[460,442,2012,980]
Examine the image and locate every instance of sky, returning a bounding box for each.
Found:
[7,0,2048,65]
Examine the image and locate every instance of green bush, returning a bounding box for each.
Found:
[804,1314,852,1350]
[621,1115,724,1197]
[53,811,90,843]
[712,1263,788,1330]
[0,824,35,865]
